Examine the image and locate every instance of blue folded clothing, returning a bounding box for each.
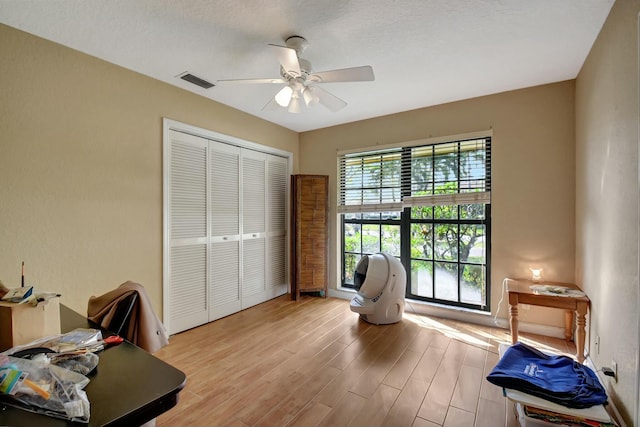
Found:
[486,342,607,408]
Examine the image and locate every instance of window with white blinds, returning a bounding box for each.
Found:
[338,137,491,213]
[339,133,492,311]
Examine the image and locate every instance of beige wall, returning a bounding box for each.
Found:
[300,80,576,329]
[0,25,299,316]
[576,0,640,424]
[4,9,636,422]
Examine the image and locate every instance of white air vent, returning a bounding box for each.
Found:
[177,72,215,89]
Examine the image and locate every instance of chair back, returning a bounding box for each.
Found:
[109,292,138,336]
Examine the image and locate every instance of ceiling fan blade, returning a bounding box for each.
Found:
[261,97,280,111]
[313,86,347,112]
[309,65,374,83]
[217,78,286,85]
[268,44,301,77]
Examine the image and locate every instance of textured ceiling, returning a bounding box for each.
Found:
[0,0,614,132]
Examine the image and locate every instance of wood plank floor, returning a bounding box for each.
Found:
[154,295,576,427]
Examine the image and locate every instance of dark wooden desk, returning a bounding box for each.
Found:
[505,278,589,363]
[0,305,186,426]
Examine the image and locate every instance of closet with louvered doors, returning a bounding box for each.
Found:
[165,127,289,335]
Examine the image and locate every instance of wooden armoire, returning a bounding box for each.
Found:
[290,174,329,300]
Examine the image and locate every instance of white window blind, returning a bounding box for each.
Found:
[338,137,491,213]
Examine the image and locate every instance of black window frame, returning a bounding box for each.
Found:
[340,136,491,312]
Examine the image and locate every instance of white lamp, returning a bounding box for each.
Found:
[275,85,293,107]
[288,91,302,113]
[302,86,319,107]
[530,268,543,283]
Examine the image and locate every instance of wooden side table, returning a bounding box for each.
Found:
[505,278,589,363]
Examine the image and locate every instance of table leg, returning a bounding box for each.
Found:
[564,310,573,341]
[575,302,587,363]
[508,293,519,344]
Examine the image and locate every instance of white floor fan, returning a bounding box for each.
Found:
[217,35,374,113]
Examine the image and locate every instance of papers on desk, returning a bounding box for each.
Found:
[530,284,586,297]
[2,328,104,357]
[1,286,34,303]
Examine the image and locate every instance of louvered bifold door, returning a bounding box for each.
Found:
[168,130,209,334]
[209,142,242,321]
[241,149,267,309]
[266,154,288,299]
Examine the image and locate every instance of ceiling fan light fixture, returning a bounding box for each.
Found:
[288,93,302,113]
[275,85,293,107]
[220,35,374,114]
[302,86,319,107]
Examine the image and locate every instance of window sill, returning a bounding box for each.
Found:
[331,287,496,328]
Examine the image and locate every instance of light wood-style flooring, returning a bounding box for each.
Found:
[154,295,576,427]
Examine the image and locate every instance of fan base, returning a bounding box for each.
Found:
[285,36,309,54]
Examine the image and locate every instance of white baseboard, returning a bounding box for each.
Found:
[327,288,355,300]
[507,320,567,340]
[331,289,566,338]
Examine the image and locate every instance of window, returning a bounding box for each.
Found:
[339,134,491,310]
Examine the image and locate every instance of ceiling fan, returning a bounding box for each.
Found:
[217,36,375,113]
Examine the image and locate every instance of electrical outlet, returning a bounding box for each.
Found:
[521,304,530,310]
[595,336,600,354]
[612,360,617,383]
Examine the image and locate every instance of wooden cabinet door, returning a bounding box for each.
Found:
[291,175,328,299]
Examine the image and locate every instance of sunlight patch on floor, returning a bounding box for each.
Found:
[403,311,498,349]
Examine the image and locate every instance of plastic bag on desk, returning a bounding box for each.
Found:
[1,328,104,357]
[52,352,99,376]
[0,354,91,423]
